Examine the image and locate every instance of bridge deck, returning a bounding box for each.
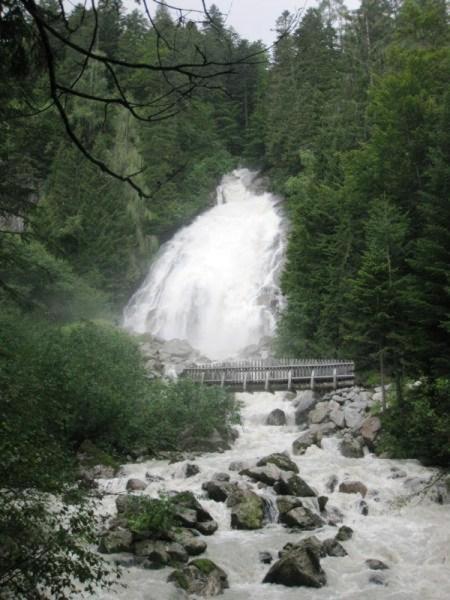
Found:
[182,359,355,391]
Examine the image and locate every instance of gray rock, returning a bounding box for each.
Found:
[212,472,230,482]
[134,540,188,565]
[168,558,229,596]
[195,520,218,536]
[241,463,284,486]
[359,416,382,450]
[173,529,207,556]
[308,402,330,425]
[322,538,348,557]
[294,390,318,424]
[229,460,246,472]
[359,500,369,515]
[257,452,299,474]
[366,559,389,570]
[263,537,327,588]
[98,528,133,554]
[369,573,388,586]
[259,551,273,564]
[292,430,319,455]
[344,407,365,430]
[266,408,287,426]
[126,478,147,491]
[318,496,328,512]
[279,506,324,530]
[329,405,345,428]
[339,432,364,458]
[227,488,265,530]
[325,474,338,493]
[274,472,317,497]
[202,479,236,503]
[335,525,353,541]
[184,463,200,478]
[276,495,304,515]
[339,480,368,497]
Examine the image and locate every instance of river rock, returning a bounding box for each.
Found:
[173,529,207,556]
[294,390,317,424]
[134,540,188,565]
[366,559,389,570]
[276,495,304,515]
[98,528,133,554]
[195,520,219,535]
[279,506,324,530]
[266,408,287,425]
[359,416,381,450]
[228,488,265,530]
[126,478,147,491]
[240,463,283,486]
[359,500,369,515]
[212,472,230,482]
[229,460,247,472]
[183,463,200,478]
[339,480,368,497]
[339,432,364,458]
[169,559,229,596]
[259,551,273,564]
[274,472,316,497]
[292,430,320,455]
[202,479,236,502]
[335,525,353,541]
[325,474,338,493]
[308,402,330,425]
[263,537,327,588]
[172,491,218,535]
[344,407,365,430]
[329,404,345,428]
[257,452,299,474]
[322,538,348,557]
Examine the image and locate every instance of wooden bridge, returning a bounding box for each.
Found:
[182,359,355,392]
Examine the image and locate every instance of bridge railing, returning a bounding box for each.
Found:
[181,359,355,391]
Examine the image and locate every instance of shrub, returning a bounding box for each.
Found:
[124,495,178,536]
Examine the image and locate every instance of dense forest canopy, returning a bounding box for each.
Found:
[1,0,450,595]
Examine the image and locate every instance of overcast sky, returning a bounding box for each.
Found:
[127,1,362,46]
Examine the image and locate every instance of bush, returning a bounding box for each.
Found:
[380,378,450,467]
[124,495,178,536]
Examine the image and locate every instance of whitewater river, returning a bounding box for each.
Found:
[97,391,450,599]
[97,169,450,599]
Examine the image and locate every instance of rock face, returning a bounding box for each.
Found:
[263,537,327,588]
[227,488,265,530]
[169,559,229,597]
[266,408,287,426]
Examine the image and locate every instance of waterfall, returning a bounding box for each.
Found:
[123,169,285,359]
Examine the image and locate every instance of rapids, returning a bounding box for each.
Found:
[96,391,450,599]
[123,169,285,359]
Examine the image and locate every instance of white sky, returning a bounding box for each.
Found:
[125,1,361,45]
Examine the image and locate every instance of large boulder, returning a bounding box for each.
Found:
[266,408,287,426]
[339,433,364,458]
[257,452,299,474]
[359,416,382,450]
[344,407,365,430]
[294,391,318,424]
[322,538,348,557]
[134,540,188,565]
[240,464,283,487]
[292,430,320,455]
[339,480,368,497]
[329,404,345,428]
[126,478,147,491]
[227,488,265,530]
[276,496,304,515]
[169,559,229,597]
[274,472,317,497]
[308,402,330,425]
[173,529,207,556]
[279,506,324,530]
[263,537,327,588]
[202,479,237,503]
[98,528,133,554]
[172,491,218,535]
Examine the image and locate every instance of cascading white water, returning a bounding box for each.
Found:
[123,169,284,359]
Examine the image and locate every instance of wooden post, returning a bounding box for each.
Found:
[333,368,337,390]
[310,369,315,390]
[243,371,247,392]
[264,370,270,391]
[220,371,225,388]
[201,372,205,385]
[288,369,292,391]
